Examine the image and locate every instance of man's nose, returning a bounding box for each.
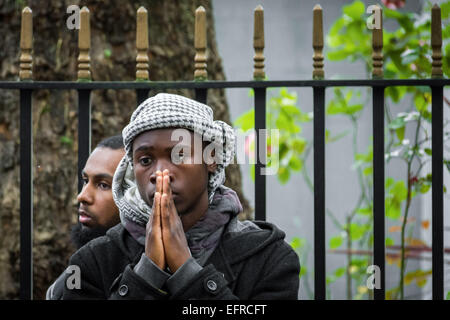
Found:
[77,184,94,204]
[149,162,174,185]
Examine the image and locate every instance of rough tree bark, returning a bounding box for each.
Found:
[0,0,251,299]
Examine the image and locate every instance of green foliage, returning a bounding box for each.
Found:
[327,88,363,116]
[103,49,112,59]
[234,88,312,184]
[235,0,449,300]
[60,135,73,147]
[329,235,343,249]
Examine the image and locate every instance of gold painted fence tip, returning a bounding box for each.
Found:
[194,5,207,80]
[19,6,33,81]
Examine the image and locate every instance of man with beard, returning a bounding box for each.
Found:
[46,134,125,299]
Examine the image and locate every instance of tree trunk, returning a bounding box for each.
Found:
[0,0,251,299]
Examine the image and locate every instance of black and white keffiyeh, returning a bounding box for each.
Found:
[112,93,236,230]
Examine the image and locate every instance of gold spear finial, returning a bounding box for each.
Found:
[253,5,265,80]
[77,6,91,81]
[371,5,383,78]
[194,6,207,80]
[431,4,443,78]
[19,7,33,80]
[136,6,150,81]
[312,4,324,79]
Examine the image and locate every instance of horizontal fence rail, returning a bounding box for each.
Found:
[0,79,449,89]
[0,3,447,300]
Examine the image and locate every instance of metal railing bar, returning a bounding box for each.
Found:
[372,86,386,300]
[254,87,267,222]
[19,88,33,300]
[136,89,150,105]
[0,79,448,90]
[77,89,92,193]
[431,85,444,300]
[313,86,326,300]
[195,88,207,104]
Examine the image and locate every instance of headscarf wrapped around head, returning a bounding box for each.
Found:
[112,93,236,229]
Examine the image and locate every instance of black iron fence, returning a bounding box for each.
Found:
[0,4,448,300]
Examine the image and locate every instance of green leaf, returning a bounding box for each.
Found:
[291,138,307,154]
[300,266,307,278]
[356,206,372,216]
[441,2,450,20]
[396,127,405,142]
[103,48,112,58]
[386,86,407,103]
[445,160,450,173]
[386,199,401,220]
[327,49,352,61]
[282,105,301,116]
[389,116,406,130]
[419,183,431,194]
[290,237,305,250]
[392,180,408,201]
[386,237,394,247]
[384,7,404,20]
[446,291,450,300]
[326,275,335,285]
[328,17,346,38]
[343,0,365,20]
[233,109,254,131]
[60,136,73,146]
[363,166,373,176]
[424,148,432,156]
[349,223,366,241]
[288,156,303,171]
[386,177,395,188]
[329,235,343,249]
[334,267,346,278]
[414,93,429,113]
[346,104,363,115]
[278,167,290,184]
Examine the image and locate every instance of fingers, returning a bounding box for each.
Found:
[162,174,172,200]
[161,193,170,221]
[156,171,163,194]
[152,192,161,233]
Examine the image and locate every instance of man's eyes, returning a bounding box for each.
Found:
[137,151,191,166]
[81,178,110,190]
[98,182,111,190]
[139,156,153,166]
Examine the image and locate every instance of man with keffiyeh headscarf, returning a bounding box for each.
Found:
[61,93,300,300]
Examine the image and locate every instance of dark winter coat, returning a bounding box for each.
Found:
[60,217,300,300]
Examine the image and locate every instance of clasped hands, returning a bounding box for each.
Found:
[145,169,191,273]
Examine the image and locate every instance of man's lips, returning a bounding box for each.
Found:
[78,209,93,224]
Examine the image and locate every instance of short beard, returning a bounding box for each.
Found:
[70,222,109,249]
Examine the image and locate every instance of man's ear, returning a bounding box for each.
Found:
[207,161,218,174]
[203,141,218,173]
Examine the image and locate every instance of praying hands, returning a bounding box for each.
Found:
[145,169,191,272]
